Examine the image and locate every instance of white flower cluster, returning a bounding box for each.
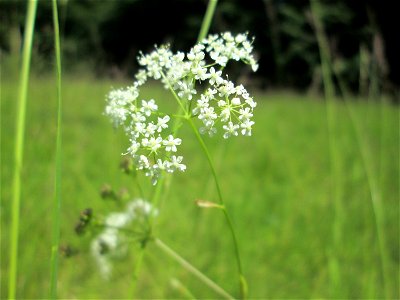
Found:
[91,199,157,279]
[105,32,258,181]
[105,88,186,185]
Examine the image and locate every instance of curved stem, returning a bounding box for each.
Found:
[161,54,246,299]
[187,118,246,299]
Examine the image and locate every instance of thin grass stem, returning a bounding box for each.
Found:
[155,238,234,300]
[8,1,38,299]
[333,65,391,299]
[49,0,63,298]
[309,1,343,296]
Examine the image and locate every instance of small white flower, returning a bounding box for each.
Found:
[134,122,146,135]
[144,122,157,137]
[198,107,217,127]
[231,97,241,105]
[241,119,255,136]
[177,81,197,100]
[193,65,209,81]
[239,107,253,121]
[245,97,257,108]
[169,155,186,172]
[208,67,223,85]
[137,155,150,170]
[140,99,158,116]
[220,106,232,122]
[131,112,146,123]
[223,122,240,139]
[163,135,182,152]
[135,69,147,85]
[218,80,235,96]
[127,140,140,155]
[156,115,170,132]
[142,136,163,153]
[204,88,217,98]
[193,94,210,115]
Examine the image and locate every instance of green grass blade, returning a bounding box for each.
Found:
[334,65,391,298]
[309,1,344,296]
[49,0,63,298]
[8,1,38,299]
[197,0,218,42]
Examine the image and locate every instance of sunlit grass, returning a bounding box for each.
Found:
[7,1,37,298]
[1,76,398,299]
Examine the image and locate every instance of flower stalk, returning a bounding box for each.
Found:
[154,238,234,300]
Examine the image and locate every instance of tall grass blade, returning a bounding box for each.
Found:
[333,61,391,299]
[8,1,38,299]
[309,1,343,297]
[49,0,63,298]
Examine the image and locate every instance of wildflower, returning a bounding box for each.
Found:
[91,199,156,279]
[105,32,258,183]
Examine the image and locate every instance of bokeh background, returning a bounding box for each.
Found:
[1,0,399,299]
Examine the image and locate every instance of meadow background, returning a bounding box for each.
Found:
[1,0,399,299]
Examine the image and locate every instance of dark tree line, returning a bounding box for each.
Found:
[1,0,398,96]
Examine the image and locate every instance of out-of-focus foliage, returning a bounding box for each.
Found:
[0,0,398,95]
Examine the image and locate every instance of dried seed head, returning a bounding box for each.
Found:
[100,184,115,200]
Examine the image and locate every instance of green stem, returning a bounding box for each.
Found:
[187,119,246,299]
[129,244,146,297]
[8,1,38,299]
[130,173,168,297]
[50,0,63,298]
[155,238,234,300]
[197,0,219,43]
[162,52,246,299]
[170,278,197,299]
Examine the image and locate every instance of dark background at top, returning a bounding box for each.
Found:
[1,0,399,95]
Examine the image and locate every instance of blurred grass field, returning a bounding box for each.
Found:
[1,75,399,299]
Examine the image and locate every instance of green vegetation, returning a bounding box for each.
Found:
[1,76,398,299]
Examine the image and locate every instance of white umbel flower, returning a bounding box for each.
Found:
[105,32,258,183]
[91,199,157,279]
